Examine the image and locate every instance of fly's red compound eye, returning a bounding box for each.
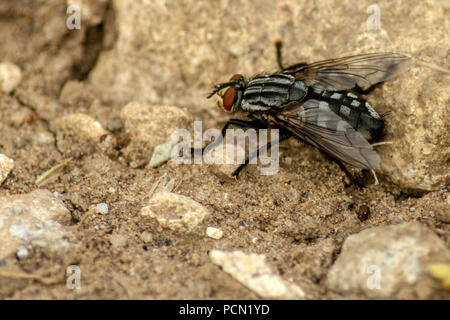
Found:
[222,87,236,111]
[230,74,244,81]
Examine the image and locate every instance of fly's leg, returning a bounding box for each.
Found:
[275,39,284,70]
[354,83,382,95]
[232,130,292,178]
[190,119,265,157]
[328,156,366,189]
[275,39,308,71]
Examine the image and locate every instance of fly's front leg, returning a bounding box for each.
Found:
[232,129,292,178]
[190,119,265,157]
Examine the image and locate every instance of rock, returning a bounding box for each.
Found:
[326,222,450,299]
[52,113,111,157]
[206,226,223,240]
[0,62,22,93]
[16,246,30,260]
[141,192,209,233]
[110,233,127,248]
[0,189,76,261]
[148,138,180,168]
[140,231,154,243]
[95,203,109,215]
[210,250,305,299]
[120,102,191,168]
[0,154,14,185]
[89,0,448,193]
[59,80,96,109]
[106,119,123,132]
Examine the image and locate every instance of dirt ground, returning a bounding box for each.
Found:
[0,0,449,299]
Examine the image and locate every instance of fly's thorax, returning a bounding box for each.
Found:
[241,74,307,112]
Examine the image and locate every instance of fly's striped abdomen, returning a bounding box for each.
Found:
[241,74,307,111]
[309,87,384,141]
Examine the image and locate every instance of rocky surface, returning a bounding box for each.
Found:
[89,0,449,192]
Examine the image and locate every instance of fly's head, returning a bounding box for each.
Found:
[208,74,246,113]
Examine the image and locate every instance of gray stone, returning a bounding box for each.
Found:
[141,192,209,234]
[0,189,76,261]
[326,222,450,299]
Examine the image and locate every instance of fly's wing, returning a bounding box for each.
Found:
[283,53,411,91]
[272,99,381,169]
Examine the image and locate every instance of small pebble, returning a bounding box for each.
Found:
[16,246,30,260]
[96,203,109,215]
[206,226,223,240]
[110,234,127,248]
[0,62,22,93]
[357,205,370,221]
[106,119,123,132]
[12,205,23,215]
[141,231,153,243]
[409,206,416,212]
[0,154,14,185]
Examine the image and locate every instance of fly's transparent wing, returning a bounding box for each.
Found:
[283,53,411,91]
[273,99,381,169]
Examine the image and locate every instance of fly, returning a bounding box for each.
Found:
[200,41,411,186]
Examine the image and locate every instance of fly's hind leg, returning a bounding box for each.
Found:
[354,83,382,95]
[275,40,308,72]
[326,156,366,189]
[275,39,285,70]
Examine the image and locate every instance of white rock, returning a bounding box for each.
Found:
[141,192,209,233]
[16,246,30,260]
[326,222,450,299]
[206,226,223,240]
[110,234,127,248]
[210,250,305,299]
[0,62,22,93]
[0,154,14,185]
[0,189,76,261]
[148,137,180,168]
[96,203,109,215]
